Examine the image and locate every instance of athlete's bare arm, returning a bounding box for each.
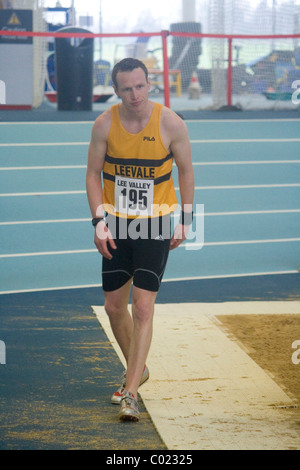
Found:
[161,107,195,249]
[86,110,117,259]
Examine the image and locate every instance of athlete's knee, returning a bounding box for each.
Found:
[104,299,124,320]
[132,298,154,325]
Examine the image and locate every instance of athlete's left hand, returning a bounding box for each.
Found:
[170,224,189,250]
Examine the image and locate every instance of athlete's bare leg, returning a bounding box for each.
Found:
[124,286,157,399]
[104,278,133,362]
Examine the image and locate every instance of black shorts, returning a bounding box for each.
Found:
[102,215,171,293]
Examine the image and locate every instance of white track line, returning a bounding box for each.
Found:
[1,137,300,147]
[1,210,299,226]
[1,161,300,171]
[204,209,300,216]
[0,249,96,258]
[0,283,102,295]
[186,118,300,123]
[0,218,90,226]
[193,184,300,190]
[162,270,298,283]
[0,142,88,147]
[1,183,300,197]
[1,238,299,259]
[185,238,300,249]
[0,190,85,197]
[1,118,300,125]
[190,138,300,143]
[0,166,86,170]
[192,160,300,165]
[0,121,93,125]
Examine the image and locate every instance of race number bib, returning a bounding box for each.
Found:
[115,176,154,216]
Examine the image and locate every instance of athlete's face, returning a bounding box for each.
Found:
[114,67,150,113]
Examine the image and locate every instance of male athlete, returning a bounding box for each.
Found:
[86,58,194,422]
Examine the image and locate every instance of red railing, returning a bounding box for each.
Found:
[1,28,300,108]
[169,31,300,108]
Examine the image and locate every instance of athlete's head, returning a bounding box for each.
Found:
[112,58,149,91]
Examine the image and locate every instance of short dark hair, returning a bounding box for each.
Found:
[112,58,148,90]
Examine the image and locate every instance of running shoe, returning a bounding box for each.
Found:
[118,391,140,422]
[111,365,149,404]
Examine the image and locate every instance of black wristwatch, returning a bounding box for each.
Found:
[179,211,194,225]
[92,217,105,227]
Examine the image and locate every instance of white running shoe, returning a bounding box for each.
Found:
[118,390,140,422]
[111,366,149,405]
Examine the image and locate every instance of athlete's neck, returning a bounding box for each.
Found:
[119,101,154,134]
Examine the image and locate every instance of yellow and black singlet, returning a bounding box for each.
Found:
[103,102,178,219]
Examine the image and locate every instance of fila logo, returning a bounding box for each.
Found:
[143,136,155,142]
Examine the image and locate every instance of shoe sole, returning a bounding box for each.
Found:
[118,412,140,422]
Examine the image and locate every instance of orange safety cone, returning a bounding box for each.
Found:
[188,71,202,99]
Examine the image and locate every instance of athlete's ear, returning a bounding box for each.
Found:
[113,85,120,98]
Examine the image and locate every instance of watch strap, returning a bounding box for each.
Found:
[92,217,105,227]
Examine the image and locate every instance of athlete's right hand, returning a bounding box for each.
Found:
[94,221,117,260]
